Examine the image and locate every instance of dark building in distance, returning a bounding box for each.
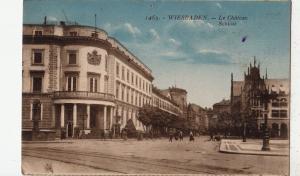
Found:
[230,58,289,138]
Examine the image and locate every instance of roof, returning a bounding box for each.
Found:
[168,87,187,94]
[152,86,179,107]
[213,99,230,106]
[188,103,205,112]
[265,79,290,94]
[232,79,289,96]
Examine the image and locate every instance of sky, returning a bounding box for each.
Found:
[23,0,291,108]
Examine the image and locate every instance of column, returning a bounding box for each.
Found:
[86,104,90,129]
[123,108,126,127]
[60,104,65,127]
[73,104,77,137]
[103,106,107,131]
[110,107,113,129]
[73,104,77,127]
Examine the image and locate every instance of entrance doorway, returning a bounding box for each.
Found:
[280,123,288,138]
[271,123,279,138]
[66,121,73,138]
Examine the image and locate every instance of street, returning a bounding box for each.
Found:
[22,136,288,175]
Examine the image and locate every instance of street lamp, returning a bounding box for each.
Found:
[259,88,277,151]
[241,112,247,142]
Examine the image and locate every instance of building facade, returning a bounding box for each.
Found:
[187,104,209,134]
[213,99,231,114]
[22,22,190,140]
[22,22,159,140]
[230,58,289,138]
[152,87,182,116]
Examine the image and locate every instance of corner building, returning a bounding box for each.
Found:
[22,22,153,139]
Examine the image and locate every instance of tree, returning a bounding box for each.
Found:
[137,105,186,136]
[215,112,232,137]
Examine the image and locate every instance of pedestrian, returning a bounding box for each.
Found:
[189,131,194,142]
[209,131,214,141]
[169,131,173,142]
[174,131,178,141]
[179,130,183,141]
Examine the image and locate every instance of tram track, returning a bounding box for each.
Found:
[23,147,249,174]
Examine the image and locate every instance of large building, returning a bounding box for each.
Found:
[230,58,289,138]
[22,21,184,140]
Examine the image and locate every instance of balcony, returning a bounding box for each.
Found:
[53,91,115,102]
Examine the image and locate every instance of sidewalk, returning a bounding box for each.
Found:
[219,139,289,156]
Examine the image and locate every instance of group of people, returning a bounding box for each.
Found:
[169,130,195,142]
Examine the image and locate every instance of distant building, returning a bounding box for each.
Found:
[152,86,182,116]
[187,104,209,133]
[230,58,289,138]
[213,99,231,114]
[160,87,209,132]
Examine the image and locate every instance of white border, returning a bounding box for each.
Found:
[0,0,22,175]
[0,0,299,175]
[290,0,300,175]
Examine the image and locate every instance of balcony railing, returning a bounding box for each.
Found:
[53,91,115,101]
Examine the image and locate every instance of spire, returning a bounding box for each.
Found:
[265,68,268,79]
[258,61,260,70]
[254,56,256,67]
[231,72,233,82]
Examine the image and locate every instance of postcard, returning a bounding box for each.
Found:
[22,0,290,175]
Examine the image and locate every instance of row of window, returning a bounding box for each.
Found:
[152,96,179,113]
[271,98,288,107]
[116,62,151,94]
[271,110,288,118]
[250,98,288,108]
[31,49,108,70]
[30,72,107,93]
[252,109,288,118]
[115,82,151,107]
[32,30,99,38]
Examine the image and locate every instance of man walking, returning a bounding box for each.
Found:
[169,131,173,142]
[179,130,183,141]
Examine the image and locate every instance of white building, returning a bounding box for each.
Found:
[22,22,183,140]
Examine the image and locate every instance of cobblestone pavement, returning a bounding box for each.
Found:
[22,136,289,175]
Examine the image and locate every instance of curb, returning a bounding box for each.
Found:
[219,148,288,156]
[219,140,288,156]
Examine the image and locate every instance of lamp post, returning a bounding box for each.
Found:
[260,88,277,151]
[242,112,247,142]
